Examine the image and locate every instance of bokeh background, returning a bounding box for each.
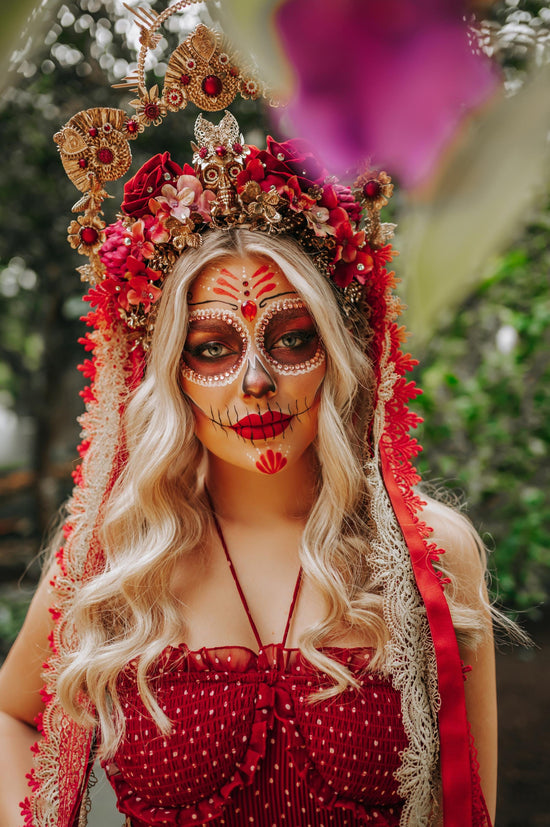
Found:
[0,1,548,824]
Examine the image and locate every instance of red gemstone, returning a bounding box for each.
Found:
[229,67,239,77]
[202,75,223,97]
[232,142,243,154]
[199,147,208,159]
[144,102,160,120]
[215,145,227,158]
[78,158,88,169]
[180,74,191,86]
[97,147,114,165]
[241,301,257,322]
[126,120,139,134]
[363,180,381,199]
[80,227,99,245]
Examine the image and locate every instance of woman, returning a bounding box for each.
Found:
[0,21,496,827]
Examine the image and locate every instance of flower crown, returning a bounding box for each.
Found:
[54,15,395,343]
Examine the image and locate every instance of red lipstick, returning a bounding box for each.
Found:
[231,410,293,440]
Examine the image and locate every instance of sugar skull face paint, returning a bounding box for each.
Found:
[181,255,326,475]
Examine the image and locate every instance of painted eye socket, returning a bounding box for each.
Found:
[227,164,241,179]
[261,308,322,368]
[182,317,246,379]
[203,166,219,183]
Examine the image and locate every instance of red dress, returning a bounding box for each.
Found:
[102,520,488,826]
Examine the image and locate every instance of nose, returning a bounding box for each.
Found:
[241,355,277,398]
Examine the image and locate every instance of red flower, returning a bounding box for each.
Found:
[334,224,366,263]
[122,152,183,217]
[278,175,316,211]
[266,137,327,185]
[238,139,327,199]
[327,205,351,233]
[125,276,162,313]
[124,255,160,282]
[332,249,374,287]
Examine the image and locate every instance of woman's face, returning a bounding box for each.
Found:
[180,255,326,475]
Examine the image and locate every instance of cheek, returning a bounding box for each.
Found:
[180,376,231,428]
[274,361,326,408]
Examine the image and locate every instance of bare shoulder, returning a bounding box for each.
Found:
[418,494,487,604]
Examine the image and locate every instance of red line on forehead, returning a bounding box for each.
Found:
[253,269,275,288]
[256,282,277,299]
[213,274,240,300]
[251,264,270,281]
[219,268,239,281]
[215,277,240,292]
[213,287,240,299]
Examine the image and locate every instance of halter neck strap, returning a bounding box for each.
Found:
[207,494,303,650]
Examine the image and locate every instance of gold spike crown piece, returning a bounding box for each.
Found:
[53,6,395,345]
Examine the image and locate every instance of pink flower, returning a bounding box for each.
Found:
[276,0,499,187]
[155,173,216,224]
[128,219,155,261]
[303,205,333,237]
[99,220,130,277]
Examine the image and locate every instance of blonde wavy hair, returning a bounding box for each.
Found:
[56,229,490,757]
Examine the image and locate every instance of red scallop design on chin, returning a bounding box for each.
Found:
[255,450,288,475]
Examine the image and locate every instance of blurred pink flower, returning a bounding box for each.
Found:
[275,0,499,187]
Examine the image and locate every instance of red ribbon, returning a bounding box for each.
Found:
[380,441,473,827]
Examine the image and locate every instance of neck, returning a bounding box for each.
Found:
[205,448,318,526]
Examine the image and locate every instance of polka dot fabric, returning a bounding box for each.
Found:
[103,645,406,826]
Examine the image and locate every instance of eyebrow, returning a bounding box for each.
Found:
[188,299,239,309]
[259,290,299,307]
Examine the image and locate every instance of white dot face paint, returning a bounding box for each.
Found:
[181,309,250,387]
[255,299,326,376]
[180,255,326,476]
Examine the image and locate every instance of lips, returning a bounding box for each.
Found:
[231,410,294,440]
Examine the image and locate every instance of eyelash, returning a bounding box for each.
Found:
[187,341,237,360]
[271,329,316,350]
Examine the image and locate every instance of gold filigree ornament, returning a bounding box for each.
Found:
[54,4,271,285]
[163,24,261,113]
[67,215,106,256]
[130,84,168,127]
[54,108,132,193]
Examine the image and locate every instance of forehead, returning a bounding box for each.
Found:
[188,255,294,306]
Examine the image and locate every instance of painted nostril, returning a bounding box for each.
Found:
[241,356,276,398]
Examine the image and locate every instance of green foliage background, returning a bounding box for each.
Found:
[411,213,550,613]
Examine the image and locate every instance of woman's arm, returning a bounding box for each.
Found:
[0,565,58,825]
[420,498,498,823]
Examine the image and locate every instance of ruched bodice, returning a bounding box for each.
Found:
[103,644,407,825]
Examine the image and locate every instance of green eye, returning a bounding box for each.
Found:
[272,330,315,350]
[194,341,232,360]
